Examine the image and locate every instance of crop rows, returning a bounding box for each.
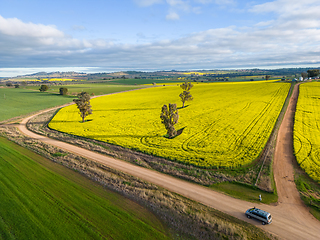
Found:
[294,82,320,182]
[49,81,290,168]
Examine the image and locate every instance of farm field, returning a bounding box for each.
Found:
[15,78,81,82]
[0,136,170,240]
[0,85,144,122]
[49,81,290,168]
[25,83,145,96]
[294,82,320,182]
[0,88,72,122]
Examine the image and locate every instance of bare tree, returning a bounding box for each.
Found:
[160,103,179,138]
[73,92,92,122]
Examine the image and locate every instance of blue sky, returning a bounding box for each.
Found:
[1,0,320,77]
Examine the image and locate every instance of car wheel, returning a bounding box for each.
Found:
[247,215,251,219]
[262,222,266,225]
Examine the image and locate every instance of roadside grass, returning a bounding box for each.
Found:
[294,173,320,221]
[0,136,171,240]
[210,182,278,204]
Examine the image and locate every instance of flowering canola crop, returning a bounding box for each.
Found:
[294,82,320,182]
[49,81,290,168]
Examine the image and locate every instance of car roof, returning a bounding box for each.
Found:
[249,208,270,216]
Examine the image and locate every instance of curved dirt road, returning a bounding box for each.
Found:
[17,84,320,240]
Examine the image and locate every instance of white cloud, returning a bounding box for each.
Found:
[72,25,86,31]
[194,0,235,5]
[254,20,274,27]
[167,0,190,12]
[0,15,64,38]
[250,0,320,32]
[214,0,235,5]
[250,0,320,14]
[166,0,185,6]
[166,10,180,20]
[194,0,212,3]
[133,0,163,7]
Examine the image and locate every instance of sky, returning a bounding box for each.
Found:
[1,0,320,77]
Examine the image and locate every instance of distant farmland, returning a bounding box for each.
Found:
[49,81,290,168]
[294,82,320,182]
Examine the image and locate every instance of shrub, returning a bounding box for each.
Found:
[39,85,49,92]
[59,87,68,95]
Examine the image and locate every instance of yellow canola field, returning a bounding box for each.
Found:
[294,82,320,182]
[49,81,290,168]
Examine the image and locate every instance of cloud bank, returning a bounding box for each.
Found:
[1,0,320,72]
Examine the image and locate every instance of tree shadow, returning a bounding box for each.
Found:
[177,105,189,110]
[163,127,186,139]
[79,119,93,123]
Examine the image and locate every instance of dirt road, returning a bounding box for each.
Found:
[17,84,320,240]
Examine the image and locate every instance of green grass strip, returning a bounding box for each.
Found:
[0,137,170,240]
[210,182,278,204]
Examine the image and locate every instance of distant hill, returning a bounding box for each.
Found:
[3,67,319,82]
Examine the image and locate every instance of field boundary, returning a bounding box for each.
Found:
[254,82,295,191]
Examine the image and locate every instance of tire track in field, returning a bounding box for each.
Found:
[232,86,282,148]
[180,101,249,153]
[230,86,288,160]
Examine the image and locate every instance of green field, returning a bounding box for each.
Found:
[210,182,278,204]
[0,84,146,122]
[0,88,72,122]
[106,78,182,85]
[49,81,290,168]
[294,82,320,182]
[25,83,146,95]
[0,137,170,239]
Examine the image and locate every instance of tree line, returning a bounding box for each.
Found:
[160,81,194,138]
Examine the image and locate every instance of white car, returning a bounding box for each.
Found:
[245,207,272,225]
